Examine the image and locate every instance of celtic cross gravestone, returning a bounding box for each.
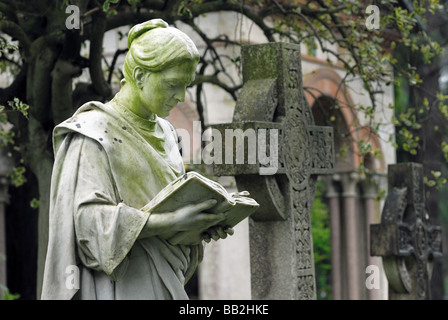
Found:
[370,163,442,299]
[211,42,334,299]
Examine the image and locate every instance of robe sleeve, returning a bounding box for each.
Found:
[70,134,150,280]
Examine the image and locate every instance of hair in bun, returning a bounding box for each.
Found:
[123,19,199,84]
[127,18,169,49]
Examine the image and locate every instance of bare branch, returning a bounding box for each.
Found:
[193,74,242,101]
[105,10,163,31]
[187,1,275,42]
[107,48,128,84]
[89,10,112,99]
[51,58,82,125]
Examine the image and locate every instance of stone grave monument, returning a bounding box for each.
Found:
[370,163,442,299]
[212,42,334,299]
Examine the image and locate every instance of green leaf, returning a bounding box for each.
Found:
[8,166,27,187]
[30,198,40,209]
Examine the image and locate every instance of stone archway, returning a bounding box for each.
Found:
[304,68,386,300]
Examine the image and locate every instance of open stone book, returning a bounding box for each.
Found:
[141,171,259,244]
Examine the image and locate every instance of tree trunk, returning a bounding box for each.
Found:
[406,58,445,300]
[24,37,59,298]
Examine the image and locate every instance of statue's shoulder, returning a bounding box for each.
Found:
[57,101,118,130]
[53,101,120,149]
[70,101,116,124]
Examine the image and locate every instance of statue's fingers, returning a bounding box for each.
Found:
[201,232,211,243]
[224,226,234,236]
[215,226,228,239]
[196,199,218,211]
[206,226,226,241]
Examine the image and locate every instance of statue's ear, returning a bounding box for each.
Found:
[133,67,146,89]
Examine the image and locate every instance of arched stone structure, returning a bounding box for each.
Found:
[304,68,387,300]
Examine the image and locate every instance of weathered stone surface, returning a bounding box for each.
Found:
[370,163,442,300]
[212,42,334,299]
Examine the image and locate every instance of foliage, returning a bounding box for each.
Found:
[0,40,29,188]
[1,1,445,169]
[0,284,20,300]
[310,181,331,300]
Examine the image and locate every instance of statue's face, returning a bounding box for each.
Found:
[138,62,196,117]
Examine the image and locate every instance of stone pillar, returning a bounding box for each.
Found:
[362,176,382,300]
[324,176,342,300]
[340,172,362,300]
[198,219,251,299]
[198,178,251,300]
[0,145,14,298]
[0,177,7,293]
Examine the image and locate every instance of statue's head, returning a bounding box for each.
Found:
[122,19,200,117]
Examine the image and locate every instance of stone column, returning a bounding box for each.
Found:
[324,176,342,300]
[340,172,362,300]
[0,145,14,297]
[362,176,382,300]
[198,177,251,300]
[0,177,8,296]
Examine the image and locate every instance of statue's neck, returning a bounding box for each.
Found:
[112,84,155,121]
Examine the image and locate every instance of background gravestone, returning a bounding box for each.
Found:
[370,163,443,299]
[212,42,334,299]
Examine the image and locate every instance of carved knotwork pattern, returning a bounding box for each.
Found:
[417,263,428,299]
[284,109,310,187]
[297,275,315,300]
[284,48,311,188]
[413,169,422,204]
[293,186,313,271]
[415,220,427,258]
[398,225,413,254]
[429,227,442,253]
[310,129,334,171]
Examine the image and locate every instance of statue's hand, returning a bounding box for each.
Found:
[162,200,233,245]
[140,199,229,243]
[170,199,225,232]
[201,225,234,243]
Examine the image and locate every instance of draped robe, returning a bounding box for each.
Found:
[41,101,202,300]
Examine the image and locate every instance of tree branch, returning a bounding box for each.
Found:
[51,58,82,125]
[0,1,19,23]
[26,37,58,128]
[193,74,242,101]
[186,1,276,42]
[89,10,112,99]
[105,10,163,31]
[107,48,128,84]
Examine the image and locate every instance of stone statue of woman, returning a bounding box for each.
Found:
[41,19,232,300]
